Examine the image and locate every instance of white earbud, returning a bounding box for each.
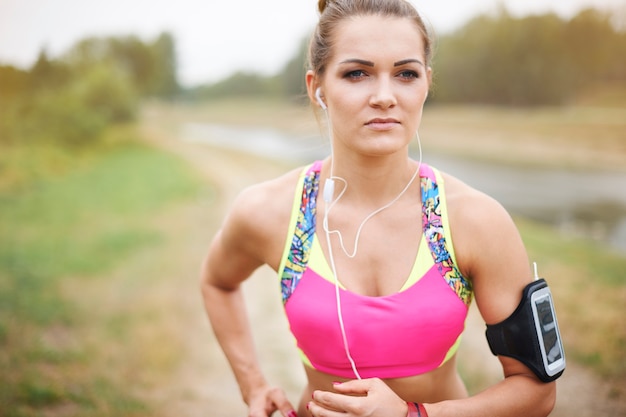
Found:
[315,87,327,110]
[323,178,335,203]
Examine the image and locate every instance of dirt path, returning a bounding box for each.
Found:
[139,116,304,417]
[139,109,625,416]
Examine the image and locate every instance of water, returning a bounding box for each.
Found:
[181,122,626,254]
[426,153,626,254]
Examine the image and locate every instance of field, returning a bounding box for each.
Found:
[1,99,625,416]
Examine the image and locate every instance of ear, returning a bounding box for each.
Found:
[306,70,323,109]
[426,66,433,93]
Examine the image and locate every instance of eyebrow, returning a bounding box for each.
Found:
[339,58,375,67]
[338,58,425,67]
[394,58,425,67]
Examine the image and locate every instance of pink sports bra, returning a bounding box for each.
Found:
[278,161,473,379]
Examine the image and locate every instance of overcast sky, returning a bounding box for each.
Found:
[0,0,623,87]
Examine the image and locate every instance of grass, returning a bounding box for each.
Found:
[0,128,204,416]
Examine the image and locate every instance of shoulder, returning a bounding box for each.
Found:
[222,165,307,268]
[439,170,532,322]
[440,171,516,248]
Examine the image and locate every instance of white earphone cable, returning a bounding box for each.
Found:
[323,204,362,379]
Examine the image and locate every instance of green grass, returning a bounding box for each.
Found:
[0,136,203,415]
[1,142,199,321]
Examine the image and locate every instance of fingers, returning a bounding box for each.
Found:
[307,400,350,417]
[311,386,364,415]
[267,386,298,417]
[330,379,373,395]
[309,378,407,417]
[247,385,297,417]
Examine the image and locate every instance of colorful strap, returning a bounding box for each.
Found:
[280,163,320,304]
[420,165,473,305]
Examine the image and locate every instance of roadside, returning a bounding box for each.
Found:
[138,113,303,417]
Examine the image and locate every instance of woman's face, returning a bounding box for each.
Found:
[311,15,431,158]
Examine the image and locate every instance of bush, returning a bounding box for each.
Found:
[2,65,137,146]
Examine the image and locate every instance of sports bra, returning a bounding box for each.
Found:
[278,161,473,379]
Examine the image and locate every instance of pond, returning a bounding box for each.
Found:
[181,122,626,254]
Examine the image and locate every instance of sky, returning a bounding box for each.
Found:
[0,0,623,87]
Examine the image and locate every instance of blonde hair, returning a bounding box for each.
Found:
[309,0,432,76]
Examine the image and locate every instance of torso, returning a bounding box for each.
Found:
[270,160,473,412]
[298,355,468,415]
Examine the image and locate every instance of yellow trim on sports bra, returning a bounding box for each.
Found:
[308,234,434,293]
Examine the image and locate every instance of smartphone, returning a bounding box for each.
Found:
[531,286,566,378]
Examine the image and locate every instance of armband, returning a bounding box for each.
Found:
[485,278,565,382]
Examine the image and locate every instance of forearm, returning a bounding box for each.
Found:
[201,281,268,403]
[426,374,555,417]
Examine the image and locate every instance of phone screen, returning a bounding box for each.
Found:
[534,296,563,365]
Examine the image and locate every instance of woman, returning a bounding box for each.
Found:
[201,1,558,416]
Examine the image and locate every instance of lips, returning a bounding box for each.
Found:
[365,118,400,130]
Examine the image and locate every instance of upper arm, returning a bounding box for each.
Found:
[448,181,532,325]
[446,175,544,380]
[201,170,299,291]
[202,188,267,291]
[447,178,548,383]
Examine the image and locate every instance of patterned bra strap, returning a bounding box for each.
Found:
[420,164,473,305]
[281,163,321,304]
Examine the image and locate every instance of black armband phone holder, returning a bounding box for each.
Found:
[485,278,565,382]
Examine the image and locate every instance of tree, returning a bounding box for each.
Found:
[431,7,626,105]
[565,8,623,83]
[29,48,72,92]
[149,32,179,98]
[63,32,180,99]
[281,36,310,100]
[0,65,29,102]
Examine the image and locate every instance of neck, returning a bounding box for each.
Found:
[321,153,422,260]
[325,155,420,206]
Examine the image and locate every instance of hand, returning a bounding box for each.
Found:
[308,378,408,417]
[247,384,298,417]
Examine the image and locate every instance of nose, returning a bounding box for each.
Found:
[369,77,397,109]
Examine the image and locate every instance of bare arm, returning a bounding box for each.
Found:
[200,177,297,417]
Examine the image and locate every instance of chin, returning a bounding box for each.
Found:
[363,135,411,155]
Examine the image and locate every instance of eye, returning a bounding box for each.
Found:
[343,69,368,80]
[397,70,419,80]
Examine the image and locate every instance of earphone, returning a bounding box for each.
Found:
[315,87,327,110]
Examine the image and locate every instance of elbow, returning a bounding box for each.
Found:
[199,257,240,302]
[199,258,211,297]
[199,274,210,299]
[199,256,223,302]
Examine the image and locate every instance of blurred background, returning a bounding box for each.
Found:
[1,1,625,416]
